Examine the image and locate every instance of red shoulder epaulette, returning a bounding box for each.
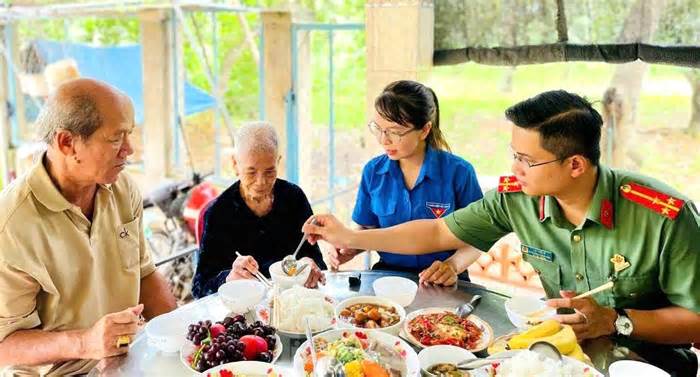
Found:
[620,182,685,220]
[498,175,522,193]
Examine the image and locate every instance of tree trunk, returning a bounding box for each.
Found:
[687,70,700,136]
[602,0,665,168]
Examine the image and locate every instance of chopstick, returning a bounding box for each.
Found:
[573,281,614,299]
[235,251,273,288]
[272,285,281,328]
[527,281,615,319]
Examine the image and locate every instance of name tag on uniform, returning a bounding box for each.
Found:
[521,244,555,262]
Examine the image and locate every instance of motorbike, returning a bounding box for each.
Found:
[142,172,220,265]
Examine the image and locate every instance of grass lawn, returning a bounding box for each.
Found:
[305,61,699,201]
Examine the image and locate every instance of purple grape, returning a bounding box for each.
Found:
[215,350,226,360]
[231,315,245,324]
[256,351,273,363]
[265,335,277,349]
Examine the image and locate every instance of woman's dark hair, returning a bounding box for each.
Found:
[505,90,603,166]
[374,80,450,151]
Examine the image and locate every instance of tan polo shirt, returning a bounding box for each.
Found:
[0,155,155,376]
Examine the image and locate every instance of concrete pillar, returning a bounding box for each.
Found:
[0,24,11,187]
[296,29,313,191]
[261,11,292,179]
[365,0,434,117]
[140,10,175,185]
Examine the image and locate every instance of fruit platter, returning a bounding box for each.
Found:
[181,314,283,373]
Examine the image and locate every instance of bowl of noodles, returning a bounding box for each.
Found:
[255,286,335,338]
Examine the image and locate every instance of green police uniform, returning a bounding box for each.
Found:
[444,165,699,376]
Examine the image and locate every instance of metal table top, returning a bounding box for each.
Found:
[89,271,635,376]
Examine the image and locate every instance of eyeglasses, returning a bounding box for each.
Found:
[510,147,568,168]
[367,121,417,143]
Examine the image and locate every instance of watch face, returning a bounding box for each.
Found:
[615,315,633,336]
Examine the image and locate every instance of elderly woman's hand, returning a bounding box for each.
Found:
[328,248,360,271]
[300,257,326,288]
[227,255,260,281]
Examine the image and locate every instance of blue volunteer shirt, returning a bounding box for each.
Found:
[352,146,483,270]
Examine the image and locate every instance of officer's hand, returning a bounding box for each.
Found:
[328,248,360,270]
[227,255,260,281]
[547,290,617,340]
[300,257,326,288]
[80,304,143,359]
[419,261,458,286]
[302,215,353,249]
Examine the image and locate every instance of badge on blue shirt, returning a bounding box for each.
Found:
[521,244,555,262]
[426,202,451,218]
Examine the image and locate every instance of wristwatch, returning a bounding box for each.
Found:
[614,308,633,336]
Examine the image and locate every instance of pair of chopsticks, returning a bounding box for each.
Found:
[527,281,615,319]
[271,285,281,329]
[235,251,273,288]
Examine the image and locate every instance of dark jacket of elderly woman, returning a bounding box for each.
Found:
[192,179,325,298]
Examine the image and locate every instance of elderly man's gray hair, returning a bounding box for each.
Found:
[234,121,279,157]
[36,94,102,145]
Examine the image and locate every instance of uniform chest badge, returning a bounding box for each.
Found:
[611,254,631,272]
[426,202,451,218]
[521,244,555,262]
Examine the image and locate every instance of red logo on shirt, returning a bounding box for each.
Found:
[426,202,451,218]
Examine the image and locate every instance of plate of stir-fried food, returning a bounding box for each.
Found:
[404,308,493,353]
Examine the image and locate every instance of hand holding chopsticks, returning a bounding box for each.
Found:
[528,281,615,320]
[234,251,272,288]
[544,280,620,340]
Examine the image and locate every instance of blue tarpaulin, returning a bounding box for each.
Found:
[33,40,216,124]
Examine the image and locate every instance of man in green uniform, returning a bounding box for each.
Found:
[303,90,700,376]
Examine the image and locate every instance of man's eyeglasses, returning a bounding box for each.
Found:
[510,148,568,168]
[367,121,417,143]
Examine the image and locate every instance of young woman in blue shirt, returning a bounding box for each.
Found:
[329,80,484,285]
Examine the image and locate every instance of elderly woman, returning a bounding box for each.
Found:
[192,122,326,298]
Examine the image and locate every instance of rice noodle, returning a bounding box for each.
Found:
[275,286,334,333]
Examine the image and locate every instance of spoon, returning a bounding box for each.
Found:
[282,219,318,275]
[294,263,310,277]
[305,318,319,376]
[456,294,481,318]
[528,340,562,361]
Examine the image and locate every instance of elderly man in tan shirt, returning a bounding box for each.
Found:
[0,78,177,375]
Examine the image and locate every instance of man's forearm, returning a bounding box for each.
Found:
[445,245,483,274]
[0,328,85,366]
[347,219,466,254]
[626,306,700,344]
[139,271,177,320]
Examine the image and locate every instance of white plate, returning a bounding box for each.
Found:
[199,360,283,377]
[180,333,283,374]
[402,307,494,353]
[609,360,670,377]
[292,328,420,377]
[473,350,604,377]
[255,293,336,338]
